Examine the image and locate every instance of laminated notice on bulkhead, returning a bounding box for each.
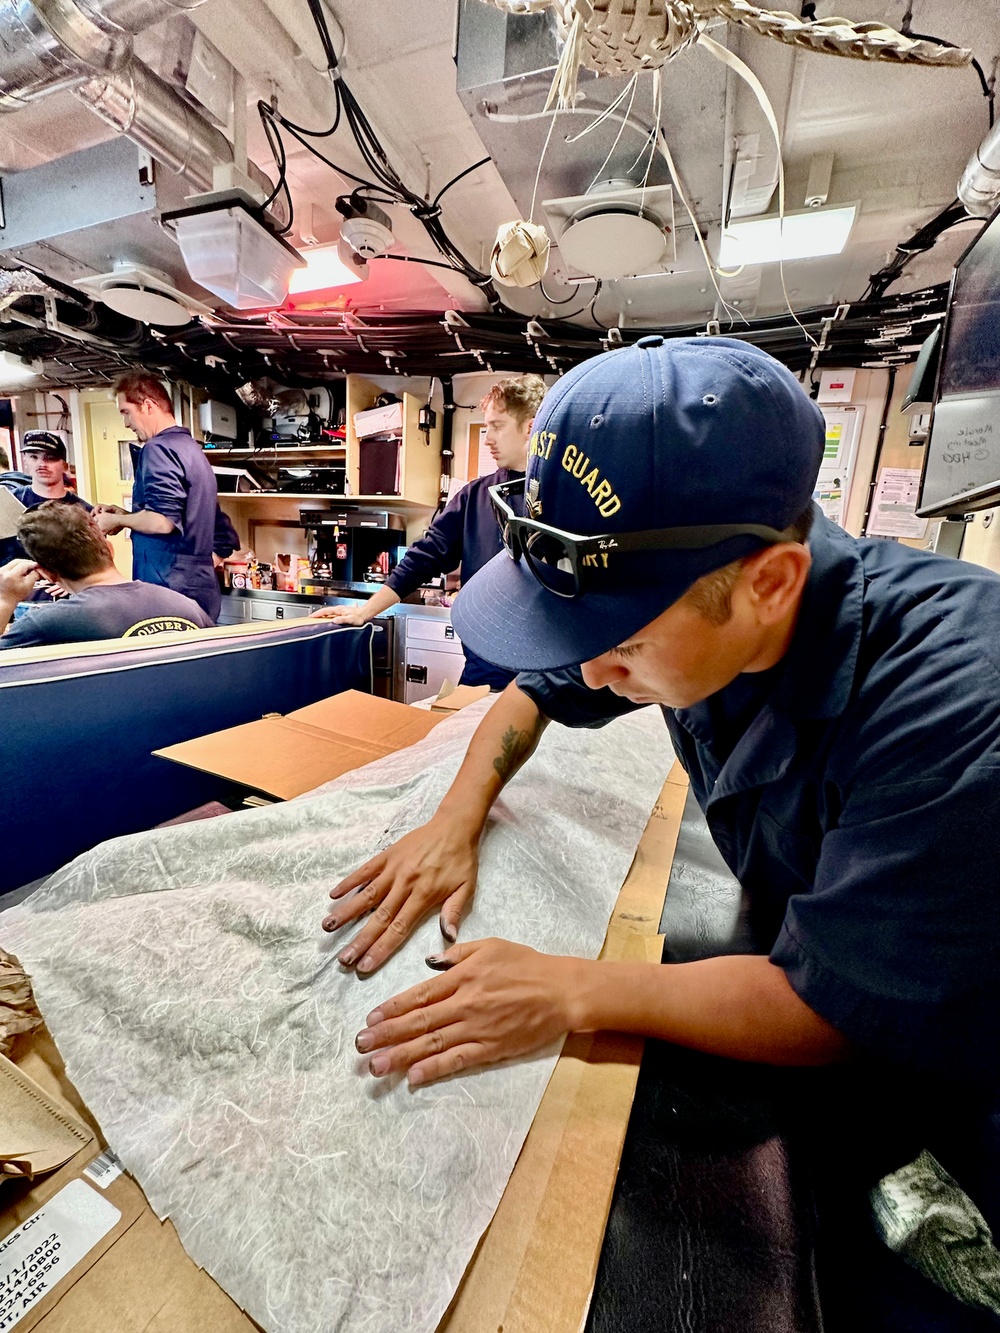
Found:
[0,1178,121,1330]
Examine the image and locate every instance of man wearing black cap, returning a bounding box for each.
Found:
[0,431,92,572]
[321,338,1000,1113]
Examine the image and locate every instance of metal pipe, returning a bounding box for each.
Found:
[73,60,286,221]
[0,0,283,218]
[958,119,1000,217]
[0,0,206,109]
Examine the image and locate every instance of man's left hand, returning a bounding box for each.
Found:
[355,938,580,1086]
[0,559,41,603]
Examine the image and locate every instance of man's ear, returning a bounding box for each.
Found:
[523,416,535,439]
[743,543,811,623]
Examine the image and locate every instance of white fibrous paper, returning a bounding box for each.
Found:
[1,701,672,1333]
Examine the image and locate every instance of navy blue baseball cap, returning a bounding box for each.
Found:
[452,335,825,672]
[21,430,67,460]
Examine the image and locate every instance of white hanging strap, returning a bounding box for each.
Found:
[697,31,818,346]
[651,69,745,327]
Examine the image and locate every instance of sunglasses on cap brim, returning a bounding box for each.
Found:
[489,477,790,599]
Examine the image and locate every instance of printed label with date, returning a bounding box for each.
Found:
[0,1179,120,1330]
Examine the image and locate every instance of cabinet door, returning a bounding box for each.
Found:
[403,647,464,703]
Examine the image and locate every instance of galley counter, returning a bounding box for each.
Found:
[219,588,466,703]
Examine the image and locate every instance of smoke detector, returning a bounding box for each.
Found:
[336,196,394,266]
[75,264,212,327]
[542,181,675,280]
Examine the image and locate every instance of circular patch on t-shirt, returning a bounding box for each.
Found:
[122,616,201,638]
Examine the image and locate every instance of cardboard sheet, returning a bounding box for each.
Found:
[154,689,444,800]
[0,490,25,543]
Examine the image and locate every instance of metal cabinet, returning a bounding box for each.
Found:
[395,609,465,703]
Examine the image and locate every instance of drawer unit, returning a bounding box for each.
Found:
[248,600,313,621]
[217,596,251,625]
[397,610,465,703]
[403,617,463,649]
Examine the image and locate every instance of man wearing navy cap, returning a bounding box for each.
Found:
[325,337,1000,1122]
[0,430,92,581]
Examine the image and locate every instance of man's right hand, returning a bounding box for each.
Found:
[0,559,40,603]
[322,815,480,976]
[91,507,126,536]
[309,604,370,626]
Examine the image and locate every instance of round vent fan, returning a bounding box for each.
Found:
[75,265,211,327]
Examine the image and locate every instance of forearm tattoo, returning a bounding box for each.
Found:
[493,720,544,783]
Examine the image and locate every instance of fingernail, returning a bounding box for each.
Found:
[366,1008,384,1027]
[338,948,356,966]
[323,917,338,932]
[408,1067,424,1087]
[355,1030,374,1052]
[356,954,374,975]
[425,955,454,971]
[369,1054,390,1076]
[440,921,457,943]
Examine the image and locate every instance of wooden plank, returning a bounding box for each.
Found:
[439,764,689,1332]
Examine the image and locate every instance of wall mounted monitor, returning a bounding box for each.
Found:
[917,208,1000,517]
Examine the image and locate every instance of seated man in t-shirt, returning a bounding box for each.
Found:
[0,502,213,650]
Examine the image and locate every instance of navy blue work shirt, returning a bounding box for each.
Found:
[131,426,220,622]
[387,469,522,690]
[519,513,1000,1086]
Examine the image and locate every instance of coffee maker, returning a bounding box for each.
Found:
[299,508,405,585]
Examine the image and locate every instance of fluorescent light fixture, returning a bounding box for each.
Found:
[287,243,364,294]
[718,203,858,268]
[0,351,44,388]
[164,194,306,309]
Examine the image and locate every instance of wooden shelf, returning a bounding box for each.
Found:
[204,445,346,458]
[220,492,434,509]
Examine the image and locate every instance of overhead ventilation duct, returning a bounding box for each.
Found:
[958,120,1000,218]
[0,0,281,219]
[74,60,275,203]
[0,0,206,110]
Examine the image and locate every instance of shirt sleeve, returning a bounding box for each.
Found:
[212,507,240,557]
[0,606,60,649]
[137,440,187,534]
[386,492,468,600]
[771,755,1000,1083]
[517,666,643,729]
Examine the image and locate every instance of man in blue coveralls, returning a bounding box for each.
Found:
[322,338,1000,1323]
[310,374,546,690]
[92,371,220,622]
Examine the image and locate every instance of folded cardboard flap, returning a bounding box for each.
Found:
[154,689,446,801]
[0,1055,93,1183]
[0,488,25,542]
[430,683,492,713]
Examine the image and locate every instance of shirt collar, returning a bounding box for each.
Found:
[672,514,865,801]
[773,512,864,721]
